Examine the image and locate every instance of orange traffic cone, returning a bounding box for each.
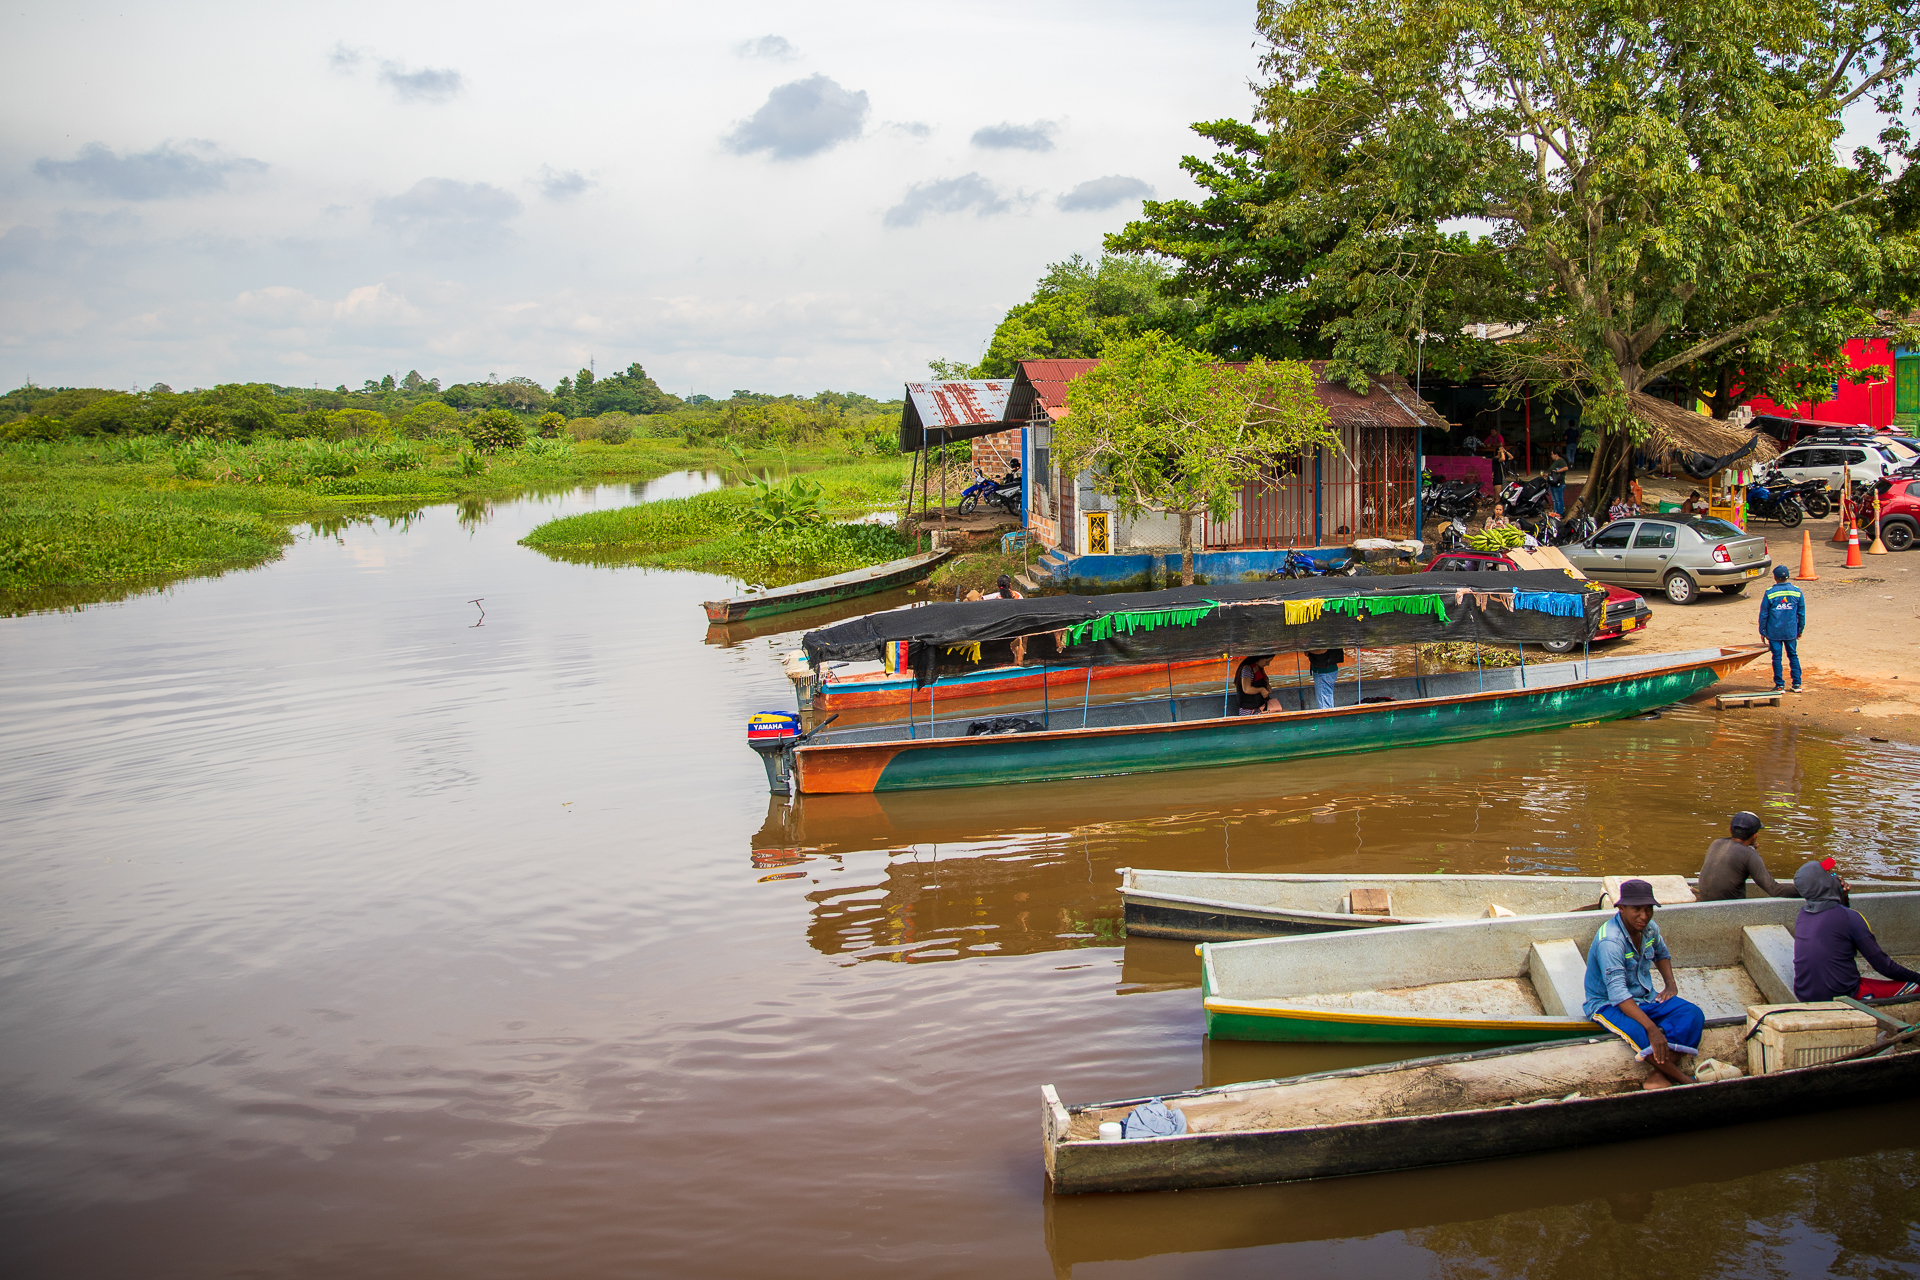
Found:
[1830,494,1852,543]
[1868,519,1889,554]
[1795,530,1820,581]
[1844,522,1864,568]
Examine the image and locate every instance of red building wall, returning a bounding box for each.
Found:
[1741,338,1896,429]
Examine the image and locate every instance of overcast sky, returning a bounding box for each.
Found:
[0,1,1263,398]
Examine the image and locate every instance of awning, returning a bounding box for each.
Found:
[897,380,1015,452]
[804,571,1604,685]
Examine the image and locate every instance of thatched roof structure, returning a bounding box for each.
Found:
[1628,392,1779,465]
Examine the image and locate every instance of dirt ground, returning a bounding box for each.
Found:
[1597,474,1920,747]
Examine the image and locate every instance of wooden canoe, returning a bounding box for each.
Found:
[1043,996,1920,1194]
[700,549,949,623]
[1199,889,1920,1045]
[1121,868,1916,941]
[785,645,1763,795]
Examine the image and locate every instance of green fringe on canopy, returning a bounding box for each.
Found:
[1065,602,1218,646]
[1321,594,1451,625]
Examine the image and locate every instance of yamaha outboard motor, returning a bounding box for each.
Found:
[747,712,800,793]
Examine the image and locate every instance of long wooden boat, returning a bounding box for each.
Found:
[809,655,1233,712]
[1121,867,1915,941]
[1199,889,1920,1045]
[701,549,949,623]
[778,645,1761,795]
[1043,994,1920,1194]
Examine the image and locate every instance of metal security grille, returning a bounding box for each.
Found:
[1205,429,1418,548]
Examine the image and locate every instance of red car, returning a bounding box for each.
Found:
[1424,551,1653,653]
[1871,474,1919,551]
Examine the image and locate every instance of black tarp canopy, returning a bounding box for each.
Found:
[804,571,1605,685]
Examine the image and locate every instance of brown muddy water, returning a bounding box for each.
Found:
[2,483,1917,1279]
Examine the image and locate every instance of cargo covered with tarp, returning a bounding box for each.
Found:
[803,571,1605,686]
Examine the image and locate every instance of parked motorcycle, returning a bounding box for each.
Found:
[1743,479,1804,527]
[1272,549,1366,580]
[956,468,1021,516]
[1420,470,1485,522]
[1496,474,1558,523]
[1756,470,1830,519]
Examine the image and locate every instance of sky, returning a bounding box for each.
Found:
[0,0,1265,399]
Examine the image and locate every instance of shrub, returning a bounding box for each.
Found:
[0,416,69,442]
[104,435,166,464]
[328,408,394,440]
[399,401,462,439]
[523,435,574,460]
[743,474,827,531]
[170,439,215,478]
[594,412,637,444]
[535,411,566,438]
[463,409,526,453]
[169,405,230,441]
[367,442,426,472]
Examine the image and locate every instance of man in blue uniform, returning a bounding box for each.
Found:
[1582,879,1705,1088]
[1758,564,1806,694]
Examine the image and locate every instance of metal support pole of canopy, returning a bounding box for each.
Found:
[1475,640,1484,692]
[1166,662,1176,724]
[1082,664,1093,728]
[1356,649,1363,705]
[1519,638,1527,687]
[1221,660,1232,719]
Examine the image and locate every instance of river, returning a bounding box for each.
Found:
[2,482,1917,1279]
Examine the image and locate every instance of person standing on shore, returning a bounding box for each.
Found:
[1759,564,1806,694]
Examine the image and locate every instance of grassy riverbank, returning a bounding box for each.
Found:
[0,435,885,613]
[519,456,912,583]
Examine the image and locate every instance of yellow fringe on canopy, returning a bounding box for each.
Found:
[944,642,983,664]
[1283,598,1325,625]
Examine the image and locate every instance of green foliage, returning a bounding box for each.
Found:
[535,410,566,438]
[522,435,574,461]
[581,361,681,416]
[1055,332,1335,582]
[399,400,462,439]
[591,412,636,444]
[939,254,1194,378]
[1254,0,1920,500]
[463,409,526,453]
[743,474,827,530]
[0,416,70,442]
[327,408,394,440]
[169,404,231,441]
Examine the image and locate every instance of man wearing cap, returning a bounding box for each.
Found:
[1758,564,1806,694]
[1695,811,1801,901]
[1792,860,1920,1002]
[1582,879,1706,1087]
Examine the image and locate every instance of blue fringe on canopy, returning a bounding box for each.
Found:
[1512,590,1583,617]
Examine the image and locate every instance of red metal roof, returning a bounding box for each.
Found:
[897,379,1015,451]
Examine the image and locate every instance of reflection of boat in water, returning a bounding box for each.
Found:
[1199,892,1920,1045]
[1121,868,1915,941]
[701,550,949,623]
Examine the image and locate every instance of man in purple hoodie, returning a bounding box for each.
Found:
[1791,861,1920,1001]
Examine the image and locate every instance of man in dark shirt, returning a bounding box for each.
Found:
[1695,811,1799,901]
[1306,648,1345,710]
[1792,861,1920,1001]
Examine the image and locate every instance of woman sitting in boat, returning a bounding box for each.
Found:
[1235,654,1277,715]
[1580,879,1705,1089]
[981,574,1024,600]
[1791,860,1920,1002]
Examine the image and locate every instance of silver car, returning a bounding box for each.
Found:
[1562,515,1773,604]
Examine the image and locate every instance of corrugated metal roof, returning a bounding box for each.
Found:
[897,380,1014,451]
[1006,360,1101,423]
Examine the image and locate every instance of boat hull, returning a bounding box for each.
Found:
[1201,1003,1601,1045]
[1043,1010,1920,1194]
[794,648,1756,795]
[701,550,949,623]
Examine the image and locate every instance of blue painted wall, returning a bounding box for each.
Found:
[1036,546,1365,591]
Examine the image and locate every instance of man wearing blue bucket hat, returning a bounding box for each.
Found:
[1582,879,1705,1088]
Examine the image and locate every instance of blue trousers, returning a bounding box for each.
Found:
[1313,670,1337,709]
[1768,638,1801,689]
[1549,483,1565,515]
[1593,997,1705,1060]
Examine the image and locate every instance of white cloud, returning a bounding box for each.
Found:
[371,178,522,253]
[733,34,796,60]
[724,75,869,160]
[1057,175,1154,211]
[971,121,1057,152]
[537,167,592,201]
[33,141,267,200]
[329,41,463,103]
[884,174,1018,228]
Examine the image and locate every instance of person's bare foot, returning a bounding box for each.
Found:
[1641,1073,1673,1090]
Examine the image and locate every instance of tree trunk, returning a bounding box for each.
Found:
[1575,364,1645,516]
[1179,512,1195,586]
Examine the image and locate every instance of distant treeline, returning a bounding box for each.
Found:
[0,364,904,455]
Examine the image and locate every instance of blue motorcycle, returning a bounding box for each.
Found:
[957,468,1020,516]
[1274,549,1364,579]
[1744,481,1804,528]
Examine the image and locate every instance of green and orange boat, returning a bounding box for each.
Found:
[746,572,1760,795]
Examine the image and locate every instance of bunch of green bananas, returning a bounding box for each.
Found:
[1466,525,1526,552]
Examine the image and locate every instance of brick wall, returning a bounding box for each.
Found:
[971,428,1022,474]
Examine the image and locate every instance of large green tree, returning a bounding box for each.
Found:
[1055,332,1336,584]
[932,255,1191,379]
[1257,0,1920,505]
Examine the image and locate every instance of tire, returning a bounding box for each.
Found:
[1540,638,1577,654]
[1804,494,1831,518]
[1664,571,1698,605]
[1719,583,1749,595]
[957,494,978,516]
[1775,502,1802,528]
[1885,519,1917,552]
